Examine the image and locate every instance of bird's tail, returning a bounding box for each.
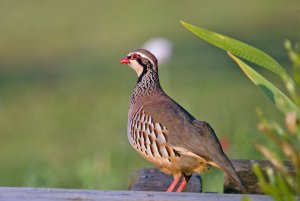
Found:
[191,120,246,192]
[210,153,246,192]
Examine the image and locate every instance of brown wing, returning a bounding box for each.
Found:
[143,99,245,190]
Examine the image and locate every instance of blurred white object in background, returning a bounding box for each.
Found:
[142,37,173,66]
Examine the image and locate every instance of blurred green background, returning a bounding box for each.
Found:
[0,0,299,192]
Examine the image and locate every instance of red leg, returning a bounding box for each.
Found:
[176,175,191,192]
[166,176,181,192]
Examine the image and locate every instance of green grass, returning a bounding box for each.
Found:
[0,0,299,192]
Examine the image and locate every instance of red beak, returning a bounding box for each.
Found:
[119,57,130,64]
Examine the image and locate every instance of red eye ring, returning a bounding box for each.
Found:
[130,53,139,60]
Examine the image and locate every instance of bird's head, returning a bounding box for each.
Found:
[119,49,158,79]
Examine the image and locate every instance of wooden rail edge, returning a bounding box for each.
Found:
[0,187,275,201]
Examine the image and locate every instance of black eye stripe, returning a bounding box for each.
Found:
[136,58,152,83]
[136,58,147,67]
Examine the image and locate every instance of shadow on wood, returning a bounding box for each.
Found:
[128,168,202,192]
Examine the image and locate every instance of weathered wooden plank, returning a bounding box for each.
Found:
[128,168,202,192]
[128,160,295,194]
[0,187,274,201]
[224,160,295,194]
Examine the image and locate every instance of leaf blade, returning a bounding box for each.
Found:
[228,52,300,116]
[180,20,286,76]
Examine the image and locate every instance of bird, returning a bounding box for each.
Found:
[119,49,245,192]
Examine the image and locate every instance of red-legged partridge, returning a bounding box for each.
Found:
[120,49,245,192]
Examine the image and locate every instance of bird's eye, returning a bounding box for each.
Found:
[130,53,139,60]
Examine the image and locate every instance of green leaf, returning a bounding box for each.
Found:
[228,52,300,116]
[180,20,286,76]
[180,21,298,102]
[253,165,282,201]
[276,174,295,201]
[241,196,251,201]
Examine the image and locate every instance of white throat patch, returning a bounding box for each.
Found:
[128,60,144,77]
